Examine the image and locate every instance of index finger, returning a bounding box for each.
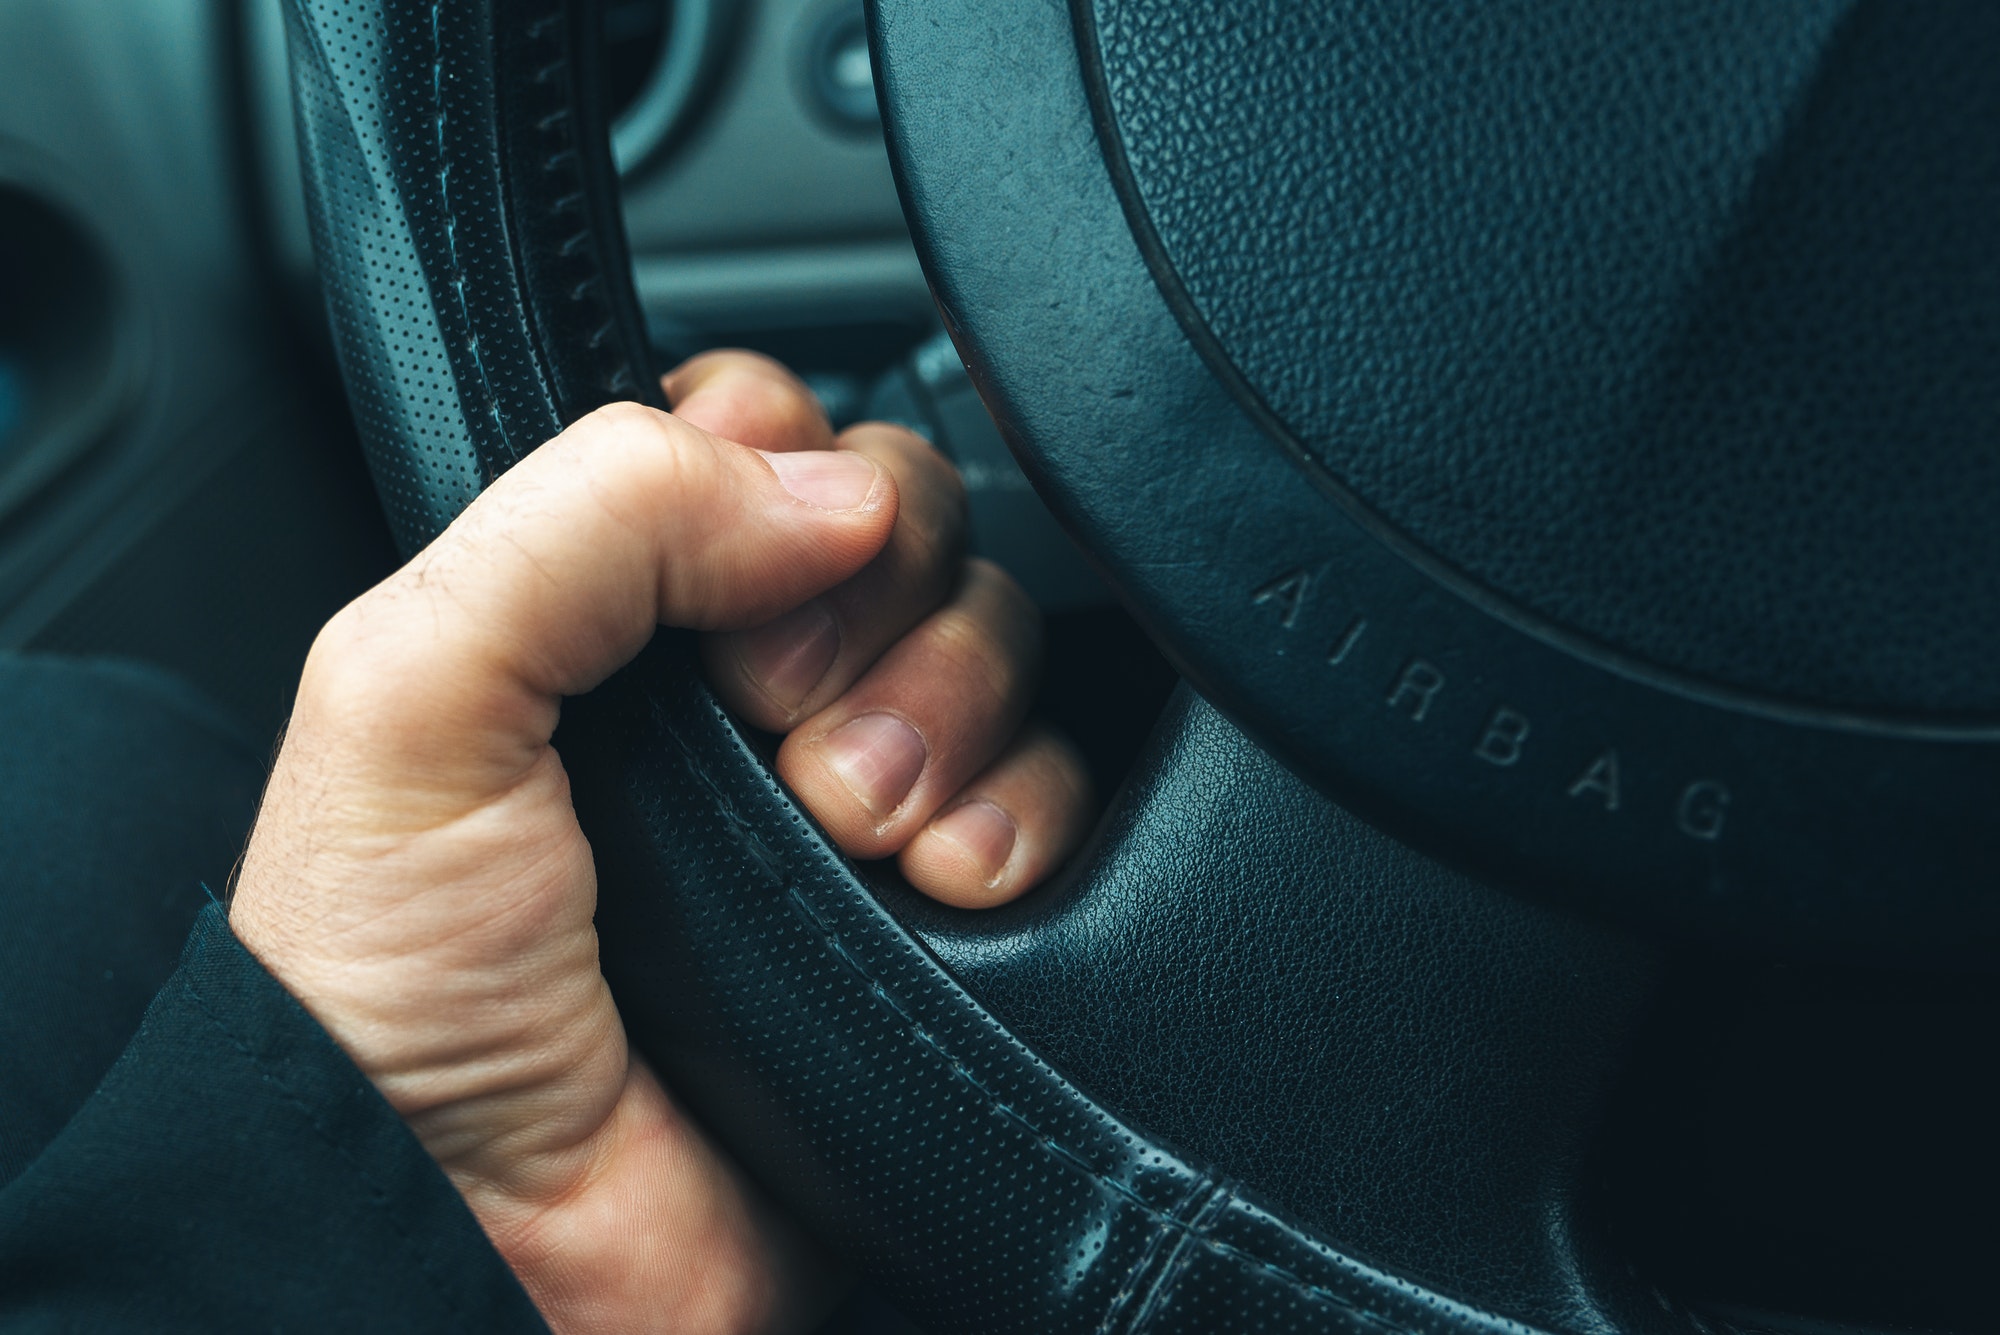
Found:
[662,350,837,454]
[296,402,897,813]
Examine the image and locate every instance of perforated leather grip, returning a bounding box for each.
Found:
[284,3,1689,1331]
[286,0,651,549]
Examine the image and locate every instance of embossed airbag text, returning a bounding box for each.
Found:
[1255,568,1731,843]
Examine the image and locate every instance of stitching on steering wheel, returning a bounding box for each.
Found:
[427,0,509,455]
[1105,1175,1224,1334]
[1093,1172,1214,1335]
[786,885,1150,1198]
[659,708,1429,1326]
[655,698,1460,1331]
[779,875,1460,1334]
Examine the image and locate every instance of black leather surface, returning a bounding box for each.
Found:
[1089,0,2000,716]
[896,690,1664,1330]
[569,659,1678,1335]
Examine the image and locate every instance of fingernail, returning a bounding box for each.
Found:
[928,800,1019,887]
[761,450,879,511]
[819,713,927,817]
[735,600,839,714]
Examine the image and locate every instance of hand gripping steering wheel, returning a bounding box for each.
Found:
[283,0,2000,1330]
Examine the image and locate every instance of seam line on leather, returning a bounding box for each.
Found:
[1098,1174,1222,1335]
[1096,1167,1200,1335]
[1122,1177,1233,1333]
[778,882,1425,1334]
[662,699,1461,1333]
[429,0,508,452]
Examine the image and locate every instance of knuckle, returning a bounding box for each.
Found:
[574,408,725,533]
[677,355,828,446]
[896,497,969,591]
[296,562,477,744]
[302,589,422,687]
[296,608,401,735]
[574,397,671,443]
[767,375,831,432]
[924,609,1025,706]
[1038,727,1096,807]
[298,606,366,697]
[914,438,970,514]
[900,564,1043,706]
[663,349,765,409]
[848,419,938,458]
[966,558,1043,641]
[694,347,795,385]
[852,423,967,503]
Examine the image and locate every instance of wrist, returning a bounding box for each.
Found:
[451,1062,788,1335]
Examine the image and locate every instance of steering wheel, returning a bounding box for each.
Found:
[282,0,2000,1331]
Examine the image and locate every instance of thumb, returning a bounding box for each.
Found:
[294,401,898,805]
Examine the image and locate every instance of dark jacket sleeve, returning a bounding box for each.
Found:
[0,903,550,1333]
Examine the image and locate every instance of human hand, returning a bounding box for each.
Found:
[228,352,1094,1333]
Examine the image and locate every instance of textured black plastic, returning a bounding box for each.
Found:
[1090,0,2000,717]
[871,0,2000,962]
[287,1,1684,1331]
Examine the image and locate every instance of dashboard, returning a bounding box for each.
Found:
[242,0,936,413]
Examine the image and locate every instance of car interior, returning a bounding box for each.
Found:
[1,1,1995,1332]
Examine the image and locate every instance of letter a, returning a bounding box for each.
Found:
[1252,569,1312,629]
[1567,750,1621,812]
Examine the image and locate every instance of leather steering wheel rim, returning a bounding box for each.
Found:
[281,2,1957,1332]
